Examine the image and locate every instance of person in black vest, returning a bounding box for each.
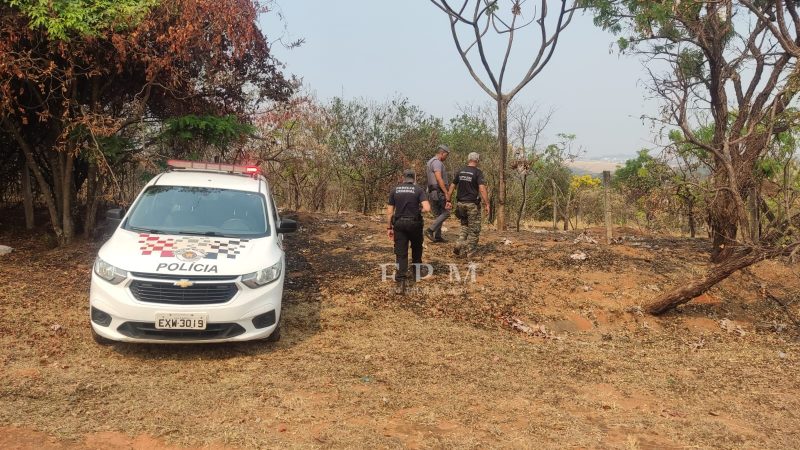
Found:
[387,169,431,294]
[447,152,490,257]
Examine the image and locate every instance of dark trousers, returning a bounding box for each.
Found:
[427,188,450,239]
[393,217,423,281]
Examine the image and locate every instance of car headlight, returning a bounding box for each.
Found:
[93,257,128,285]
[242,261,282,289]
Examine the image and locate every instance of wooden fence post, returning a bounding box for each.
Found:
[551,179,558,230]
[603,170,612,244]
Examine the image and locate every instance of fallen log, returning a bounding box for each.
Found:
[647,243,799,315]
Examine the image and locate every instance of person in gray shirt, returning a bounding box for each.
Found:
[425,144,452,242]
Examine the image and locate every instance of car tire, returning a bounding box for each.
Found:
[91,326,114,346]
[265,324,281,342]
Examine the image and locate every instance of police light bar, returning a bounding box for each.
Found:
[167,159,261,176]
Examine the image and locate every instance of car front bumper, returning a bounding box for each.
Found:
[89,272,283,343]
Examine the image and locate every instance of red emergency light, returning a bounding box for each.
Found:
[167,159,261,176]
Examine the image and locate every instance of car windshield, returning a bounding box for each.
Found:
[124,186,269,237]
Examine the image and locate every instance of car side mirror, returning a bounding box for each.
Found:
[106,208,125,228]
[277,219,298,233]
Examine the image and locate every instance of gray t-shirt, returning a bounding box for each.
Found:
[426,157,448,190]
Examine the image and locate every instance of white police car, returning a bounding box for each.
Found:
[89,160,296,344]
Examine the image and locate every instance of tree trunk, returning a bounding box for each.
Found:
[22,164,35,230]
[687,196,696,238]
[84,78,102,240]
[748,187,760,242]
[516,173,528,232]
[486,183,497,224]
[311,179,327,212]
[5,122,63,241]
[709,166,752,262]
[710,217,738,262]
[647,243,799,315]
[361,179,369,214]
[488,191,496,224]
[61,152,75,244]
[709,177,740,261]
[51,152,64,218]
[84,162,100,239]
[496,97,508,230]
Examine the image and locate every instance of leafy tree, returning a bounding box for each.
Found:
[440,113,498,217]
[327,97,436,214]
[535,134,580,229]
[255,96,343,211]
[509,104,553,231]
[582,0,798,262]
[571,174,601,191]
[8,0,157,40]
[0,0,292,243]
[569,174,601,227]
[161,115,256,160]
[582,0,800,312]
[430,0,578,230]
[614,150,670,204]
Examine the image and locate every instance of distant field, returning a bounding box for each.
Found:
[568,159,623,175]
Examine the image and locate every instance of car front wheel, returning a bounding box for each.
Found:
[265,324,281,342]
[91,326,114,346]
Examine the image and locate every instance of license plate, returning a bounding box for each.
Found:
[155,313,208,330]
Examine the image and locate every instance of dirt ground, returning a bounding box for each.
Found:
[1,211,800,449]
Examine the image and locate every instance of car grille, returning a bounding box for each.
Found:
[129,272,238,281]
[116,322,246,340]
[129,280,238,305]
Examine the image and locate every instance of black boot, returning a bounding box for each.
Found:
[406,271,416,290]
[425,229,435,242]
[394,279,406,295]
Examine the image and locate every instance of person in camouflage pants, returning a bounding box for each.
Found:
[456,202,482,253]
[448,152,490,256]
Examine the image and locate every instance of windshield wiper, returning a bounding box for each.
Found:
[128,226,168,234]
[177,230,227,237]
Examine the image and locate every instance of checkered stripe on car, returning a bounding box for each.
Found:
[138,234,251,259]
[138,234,177,257]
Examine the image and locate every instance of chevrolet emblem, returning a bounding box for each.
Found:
[173,279,194,288]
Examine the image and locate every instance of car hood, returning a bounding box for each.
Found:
[98,229,280,276]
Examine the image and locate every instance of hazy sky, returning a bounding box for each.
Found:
[260,1,663,159]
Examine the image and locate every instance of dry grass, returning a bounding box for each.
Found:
[1,212,800,449]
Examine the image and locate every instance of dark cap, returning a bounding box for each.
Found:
[402,169,416,179]
[437,144,450,154]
